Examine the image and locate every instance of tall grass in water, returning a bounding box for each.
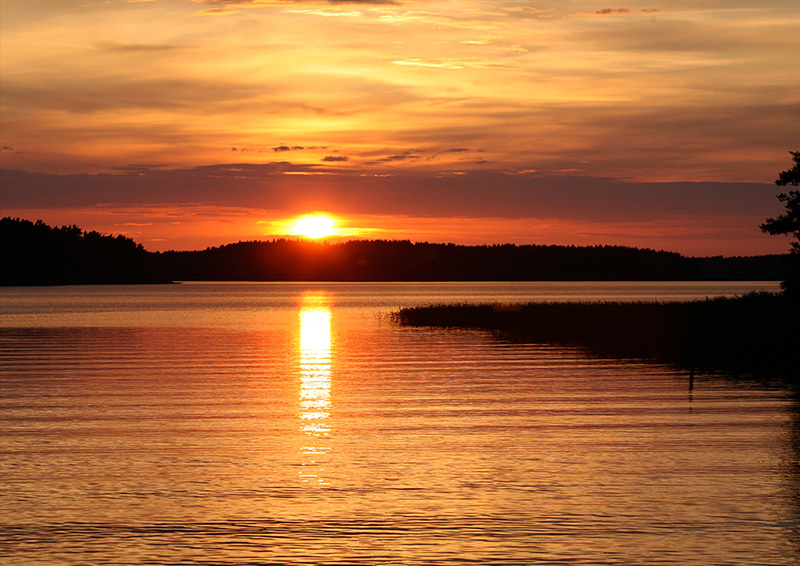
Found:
[394,292,798,379]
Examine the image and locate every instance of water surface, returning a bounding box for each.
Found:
[1,282,796,564]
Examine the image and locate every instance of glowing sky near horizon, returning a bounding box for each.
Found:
[1,0,798,255]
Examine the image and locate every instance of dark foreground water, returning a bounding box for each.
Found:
[1,282,797,565]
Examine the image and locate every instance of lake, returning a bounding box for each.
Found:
[1,281,797,565]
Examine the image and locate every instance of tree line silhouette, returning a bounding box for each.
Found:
[0,218,158,285]
[760,150,800,297]
[153,238,787,282]
[1,216,788,285]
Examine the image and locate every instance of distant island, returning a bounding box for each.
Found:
[0,217,790,285]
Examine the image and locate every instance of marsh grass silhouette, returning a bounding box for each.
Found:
[394,292,798,380]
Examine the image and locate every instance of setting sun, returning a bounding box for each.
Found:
[289,214,338,239]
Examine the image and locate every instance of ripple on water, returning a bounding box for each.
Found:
[0,283,796,565]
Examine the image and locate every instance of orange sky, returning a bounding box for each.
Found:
[1,0,798,256]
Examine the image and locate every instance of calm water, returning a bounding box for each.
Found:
[1,282,797,565]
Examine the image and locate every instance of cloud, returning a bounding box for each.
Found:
[393,59,465,70]
[2,166,782,229]
[1,77,272,113]
[286,8,363,17]
[197,8,240,15]
[195,0,401,7]
[111,164,169,172]
[595,8,632,15]
[504,6,554,19]
[96,42,184,53]
[393,58,514,70]
[574,7,664,17]
[380,154,422,162]
[232,145,323,154]
[322,155,349,161]
[3,0,796,194]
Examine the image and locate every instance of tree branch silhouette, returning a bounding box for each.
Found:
[760,151,800,297]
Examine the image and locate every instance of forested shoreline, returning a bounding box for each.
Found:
[1,217,790,285]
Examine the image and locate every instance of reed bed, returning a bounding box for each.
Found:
[394,292,798,380]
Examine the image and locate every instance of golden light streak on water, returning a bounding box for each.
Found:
[298,293,332,486]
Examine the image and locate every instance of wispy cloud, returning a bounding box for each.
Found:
[97,42,185,52]
[595,8,632,15]
[195,0,401,8]
[197,8,240,15]
[574,7,666,17]
[286,8,363,17]
[392,58,514,70]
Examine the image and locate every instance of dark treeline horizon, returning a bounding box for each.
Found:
[1,217,790,285]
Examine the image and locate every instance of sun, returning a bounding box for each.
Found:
[289,214,338,239]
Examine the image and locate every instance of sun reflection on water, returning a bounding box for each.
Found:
[298,294,332,485]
